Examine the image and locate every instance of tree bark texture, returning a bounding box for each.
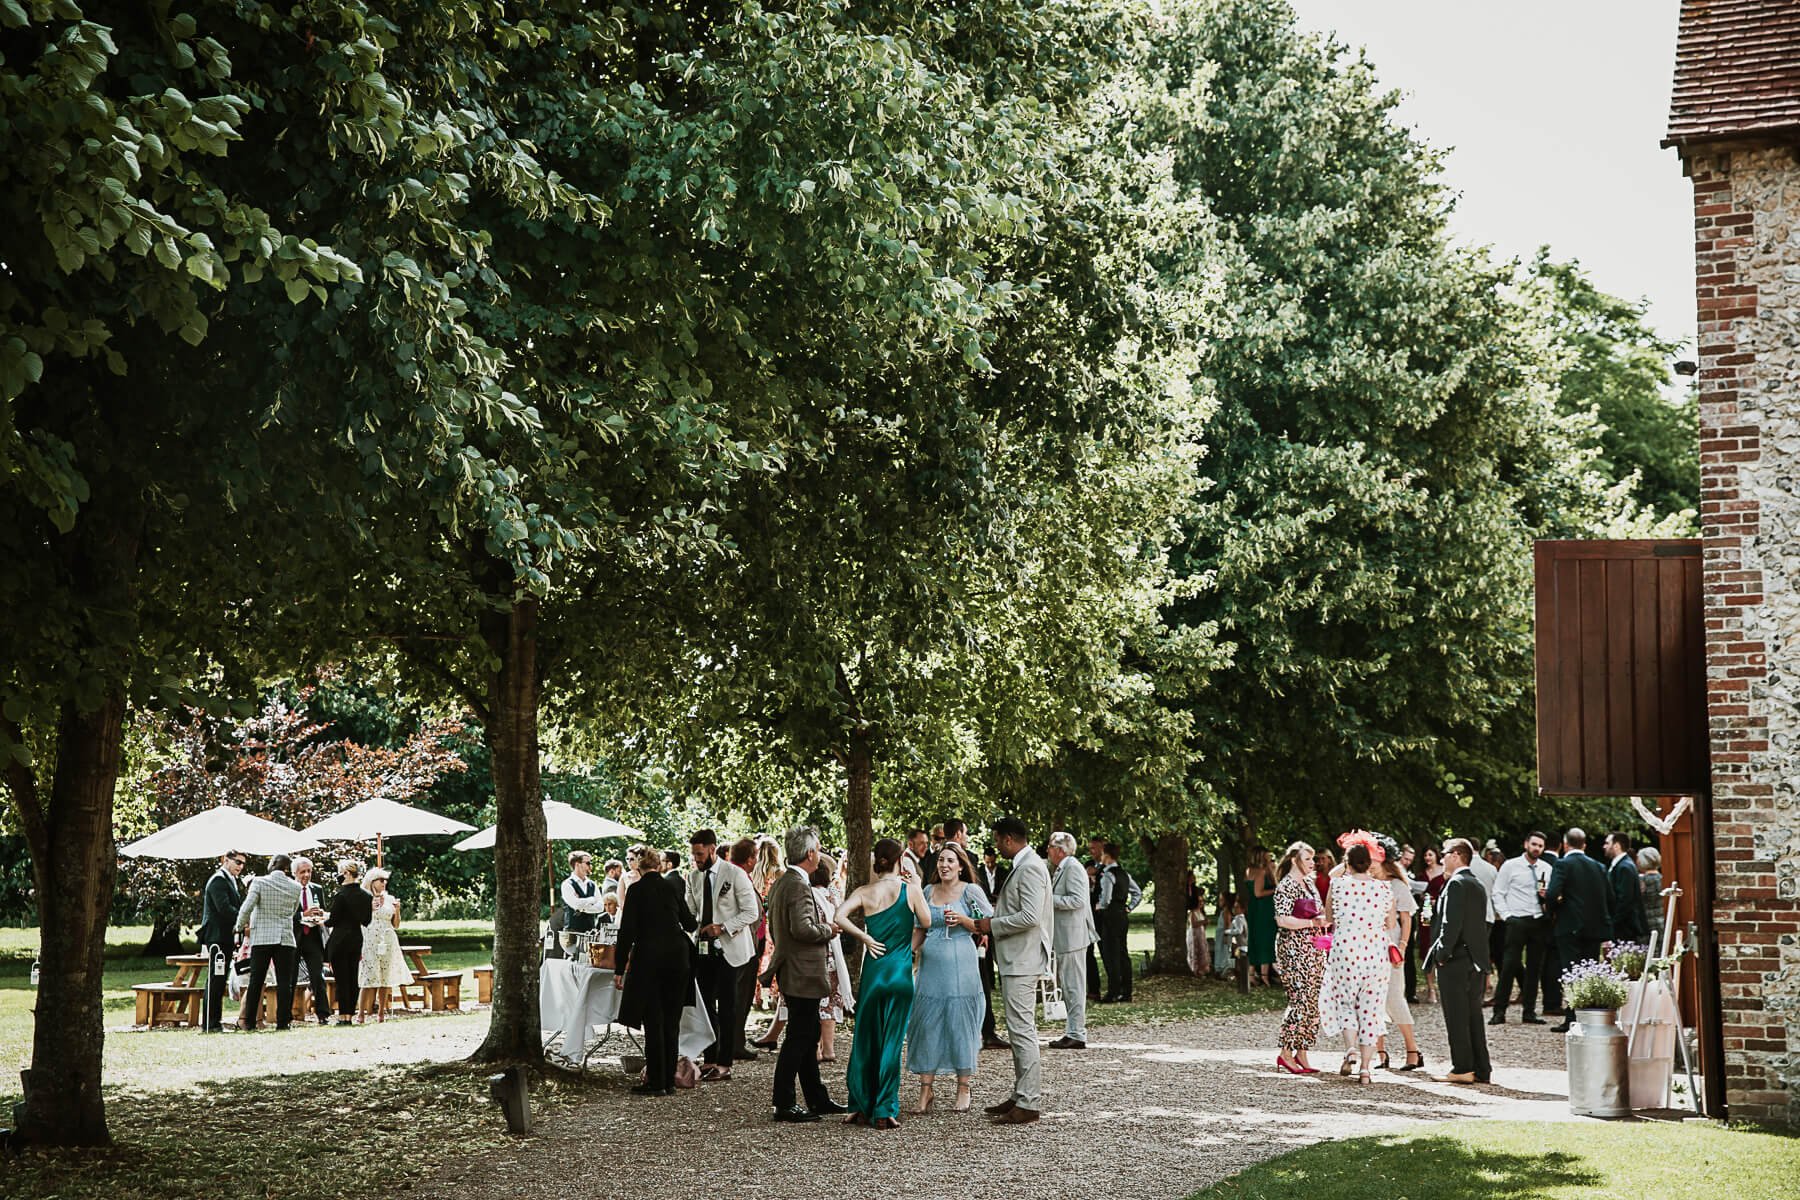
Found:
[16,696,125,1146]
[470,593,549,1064]
[1144,830,1191,976]
[841,731,874,988]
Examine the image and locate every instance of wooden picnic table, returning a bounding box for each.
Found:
[400,943,431,977]
[166,954,209,988]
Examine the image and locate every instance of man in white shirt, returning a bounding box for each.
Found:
[686,828,760,1080]
[560,850,606,940]
[901,828,929,882]
[1489,832,1553,1025]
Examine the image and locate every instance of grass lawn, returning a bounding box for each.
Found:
[1,921,497,1088]
[1187,1120,1799,1200]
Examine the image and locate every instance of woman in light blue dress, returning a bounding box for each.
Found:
[906,845,991,1113]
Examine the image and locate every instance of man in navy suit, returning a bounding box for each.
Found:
[197,850,246,1031]
[1543,828,1613,1032]
[1425,838,1492,1084]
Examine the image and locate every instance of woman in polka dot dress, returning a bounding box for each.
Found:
[1317,836,1396,1084]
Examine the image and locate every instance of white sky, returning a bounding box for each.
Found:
[1285,0,1695,346]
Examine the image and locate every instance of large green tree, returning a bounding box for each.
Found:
[1528,252,1698,522]
[289,0,1158,1059]
[0,2,369,1145]
[1144,0,1637,878]
[648,5,1219,895]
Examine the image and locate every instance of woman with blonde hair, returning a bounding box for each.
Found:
[357,868,411,1024]
[1273,842,1328,1074]
[748,836,786,1044]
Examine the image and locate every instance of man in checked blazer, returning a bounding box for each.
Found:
[236,853,303,1030]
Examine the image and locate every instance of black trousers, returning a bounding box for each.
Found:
[642,992,681,1091]
[1085,941,1101,991]
[695,952,743,1066]
[1402,921,1419,1002]
[1553,932,1603,1010]
[295,936,329,1023]
[735,937,763,1051]
[201,940,234,1031]
[772,992,829,1111]
[1436,959,1491,1078]
[328,941,362,1017]
[1099,911,1131,999]
[245,943,297,1029]
[1493,917,1548,1016]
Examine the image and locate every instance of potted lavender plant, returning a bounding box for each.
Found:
[1561,958,1631,1117]
[1606,942,1648,982]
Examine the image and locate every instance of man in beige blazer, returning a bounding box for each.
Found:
[761,825,847,1122]
[954,815,1052,1125]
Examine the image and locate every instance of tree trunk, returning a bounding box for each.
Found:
[845,732,873,893]
[1144,830,1191,976]
[841,730,874,988]
[470,593,549,1064]
[142,916,184,958]
[15,696,125,1146]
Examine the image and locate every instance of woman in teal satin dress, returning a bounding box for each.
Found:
[833,837,931,1129]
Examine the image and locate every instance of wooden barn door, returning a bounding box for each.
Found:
[1533,539,1721,1113]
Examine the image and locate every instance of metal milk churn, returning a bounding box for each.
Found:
[1566,1008,1631,1117]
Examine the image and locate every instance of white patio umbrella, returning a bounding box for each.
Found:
[120,804,315,860]
[295,796,477,866]
[454,800,644,919]
[452,799,642,850]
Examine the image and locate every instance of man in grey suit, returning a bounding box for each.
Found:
[1424,838,1492,1084]
[1045,831,1096,1050]
[761,826,847,1122]
[955,816,1052,1125]
[235,853,303,1031]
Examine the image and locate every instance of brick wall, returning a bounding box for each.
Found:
[1690,145,1800,1127]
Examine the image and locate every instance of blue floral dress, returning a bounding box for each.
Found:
[906,884,990,1078]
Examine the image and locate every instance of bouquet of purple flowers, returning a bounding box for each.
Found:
[1605,941,1648,981]
[1560,958,1629,1009]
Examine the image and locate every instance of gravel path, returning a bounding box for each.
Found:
[440,1002,1586,1200]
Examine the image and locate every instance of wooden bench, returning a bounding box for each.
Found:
[133,983,201,1028]
[473,965,494,1005]
[257,982,330,1026]
[416,970,462,1012]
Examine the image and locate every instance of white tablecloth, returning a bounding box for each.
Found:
[538,960,714,1061]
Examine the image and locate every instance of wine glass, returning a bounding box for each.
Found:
[559,930,580,962]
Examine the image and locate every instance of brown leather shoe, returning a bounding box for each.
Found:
[992,1106,1040,1125]
[983,1097,1016,1116]
[1439,1071,1477,1084]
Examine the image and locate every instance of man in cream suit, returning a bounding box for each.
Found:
[954,816,1052,1125]
[1045,832,1096,1050]
[686,828,760,1080]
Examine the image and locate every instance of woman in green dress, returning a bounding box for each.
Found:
[1245,847,1279,985]
[833,837,931,1129]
